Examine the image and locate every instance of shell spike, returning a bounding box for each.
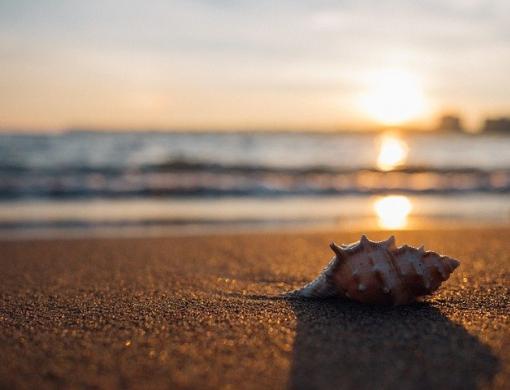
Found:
[329,242,345,259]
[383,235,396,250]
[418,245,425,253]
[360,235,370,248]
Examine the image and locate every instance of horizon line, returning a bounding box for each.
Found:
[0,125,479,135]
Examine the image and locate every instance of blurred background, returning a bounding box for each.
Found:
[1,1,509,237]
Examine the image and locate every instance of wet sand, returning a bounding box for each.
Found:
[0,228,509,389]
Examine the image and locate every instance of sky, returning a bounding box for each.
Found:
[1,0,510,131]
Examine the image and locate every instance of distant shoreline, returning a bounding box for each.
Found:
[0,127,506,136]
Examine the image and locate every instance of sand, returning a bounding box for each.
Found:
[0,228,509,389]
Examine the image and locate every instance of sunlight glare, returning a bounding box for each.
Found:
[377,134,408,171]
[360,69,426,125]
[373,195,412,229]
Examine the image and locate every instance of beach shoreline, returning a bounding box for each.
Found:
[1,227,509,389]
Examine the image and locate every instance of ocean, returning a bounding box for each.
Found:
[1,130,509,237]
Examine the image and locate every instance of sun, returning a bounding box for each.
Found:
[360,69,427,125]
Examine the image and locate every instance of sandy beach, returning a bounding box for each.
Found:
[0,228,508,389]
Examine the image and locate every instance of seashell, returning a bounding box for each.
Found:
[290,235,460,305]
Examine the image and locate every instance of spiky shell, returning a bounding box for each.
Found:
[292,235,460,305]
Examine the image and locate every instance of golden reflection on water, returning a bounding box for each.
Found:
[376,133,408,171]
[373,195,412,229]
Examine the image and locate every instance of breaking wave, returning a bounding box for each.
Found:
[1,158,509,199]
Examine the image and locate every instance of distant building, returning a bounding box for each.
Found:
[437,115,464,132]
[483,117,510,133]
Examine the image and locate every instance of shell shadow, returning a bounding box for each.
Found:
[288,299,499,390]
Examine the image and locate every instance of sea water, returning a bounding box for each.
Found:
[1,130,509,237]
